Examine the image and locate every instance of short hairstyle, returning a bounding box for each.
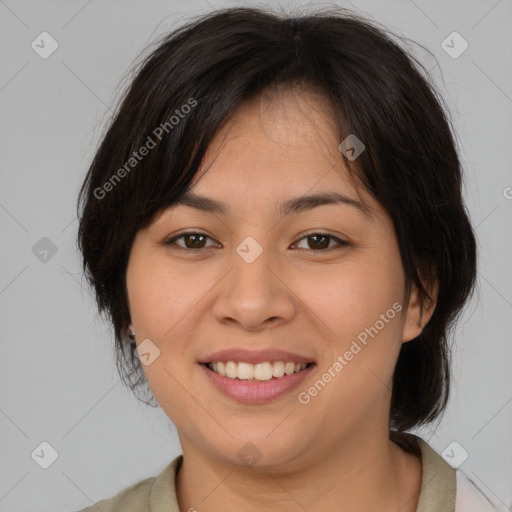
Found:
[76,6,477,441]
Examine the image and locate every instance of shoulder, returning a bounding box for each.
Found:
[72,475,156,512]
[396,433,506,512]
[71,455,183,512]
[455,471,509,512]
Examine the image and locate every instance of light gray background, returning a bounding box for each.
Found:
[1,0,511,510]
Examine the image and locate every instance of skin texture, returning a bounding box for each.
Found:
[125,86,436,512]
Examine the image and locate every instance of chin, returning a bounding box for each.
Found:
[204,434,310,472]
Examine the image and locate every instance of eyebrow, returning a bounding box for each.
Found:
[173,191,374,219]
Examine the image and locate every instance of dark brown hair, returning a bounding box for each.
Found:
[76,6,477,440]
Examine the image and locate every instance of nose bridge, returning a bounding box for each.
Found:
[212,233,295,329]
[232,234,277,302]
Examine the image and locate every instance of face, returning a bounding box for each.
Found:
[125,87,425,471]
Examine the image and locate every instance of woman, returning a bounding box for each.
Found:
[74,6,503,511]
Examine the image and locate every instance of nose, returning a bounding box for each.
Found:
[211,242,296,332]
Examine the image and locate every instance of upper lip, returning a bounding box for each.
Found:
[198,348,315,365]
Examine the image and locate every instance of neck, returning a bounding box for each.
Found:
[175,428,422,512]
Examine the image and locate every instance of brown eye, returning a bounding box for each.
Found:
[182,234,207,249]
[163,231,349,253]
[293,233,349,252]
[164,232,217,251]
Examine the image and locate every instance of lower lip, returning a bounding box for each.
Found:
[200,363,315,404]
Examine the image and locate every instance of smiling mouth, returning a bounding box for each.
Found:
[203,361,314,381]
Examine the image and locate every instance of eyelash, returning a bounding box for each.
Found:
[163,231,350,253]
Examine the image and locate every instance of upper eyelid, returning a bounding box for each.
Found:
[169,232,218,248]
[166,231,349,248]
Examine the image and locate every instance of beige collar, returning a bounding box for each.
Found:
[148,435,455,511]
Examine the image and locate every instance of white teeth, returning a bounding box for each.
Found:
[217,361,226,377]
[225,361,237,379]
[208,360,309,380]
[237,362,254,380]
[272,361,285,378]
[285,362,295,375]
[254,362,273,381]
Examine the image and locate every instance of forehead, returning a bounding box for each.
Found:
[186,89,378,216]
[198,87,340,170]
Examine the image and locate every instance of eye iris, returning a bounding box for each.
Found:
[185,234,206,249]
[308,234,330,250]
[176,233,337,251]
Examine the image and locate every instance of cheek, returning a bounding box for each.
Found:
[302,258,403,342]
[296,265,404,423]
[127,253,205,342]
[125,255,203,414]
[297,254,405,409]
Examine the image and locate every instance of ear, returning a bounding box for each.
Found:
[402,278,438,343]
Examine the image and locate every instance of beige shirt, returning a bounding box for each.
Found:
[74,436,502,511]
